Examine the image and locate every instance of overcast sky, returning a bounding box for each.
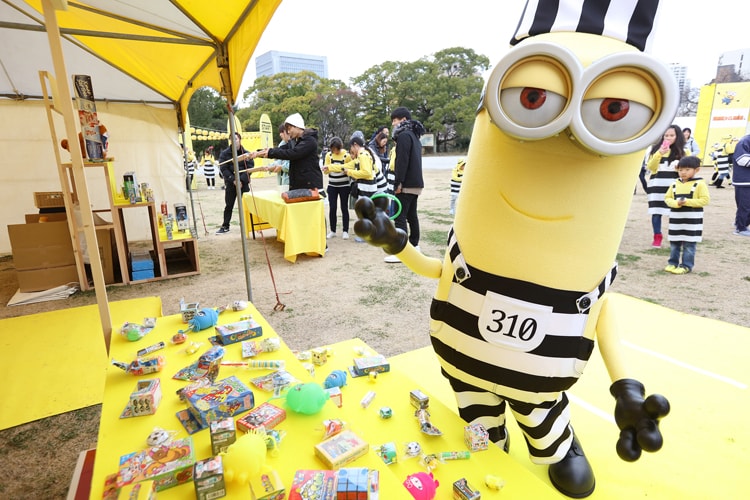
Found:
[240,0,748,97]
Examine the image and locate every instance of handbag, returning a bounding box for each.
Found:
[348,181,358,209]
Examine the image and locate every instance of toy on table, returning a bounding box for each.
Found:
[403,471,439,500]
[194,455,226,500]
[176,375,254,434]
[219,432,267,485]
[374,442,398,465]
[146,427,177,447]
[420,453,440,472]
[209,417,236,455]
[249,369,300,395]
[172,345,224,381]
[183,341,202,355]
[178,307,219,333]
[283,382,329,415]
[119,321,154,342]
[210,319,263,346]
[241,337,280,358]
[120,378,162,418]
[221,359,285,370]
[171,332,188,344]
[415,408,442,436]
[321,418,347,439]
[404,441,422,458]
[236,402,287,434]
[112,355,164,376]
[136,341,165,358]
[323,369,348,389]
[379,407,393,419]
[179,299,200,323]
[314,430,369,469]
[484,474,505,491]
[116,437,195,492]
[453,478,481,500]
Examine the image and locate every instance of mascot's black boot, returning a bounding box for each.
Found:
[548,435,595,498]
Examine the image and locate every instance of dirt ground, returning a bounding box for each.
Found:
[1,159,749,498]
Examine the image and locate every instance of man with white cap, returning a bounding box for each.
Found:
[254,113,323,192]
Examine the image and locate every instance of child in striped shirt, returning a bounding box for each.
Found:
[664,156,710,274]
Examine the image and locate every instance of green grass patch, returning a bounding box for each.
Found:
[616,253,641,265]
[422,229,449,247]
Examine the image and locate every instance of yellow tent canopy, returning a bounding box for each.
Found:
[0,0,282,122]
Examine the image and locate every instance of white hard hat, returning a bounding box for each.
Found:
[284,113,305,130]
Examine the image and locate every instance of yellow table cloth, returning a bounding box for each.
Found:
[242,190,326,263]
[88,307,554,499]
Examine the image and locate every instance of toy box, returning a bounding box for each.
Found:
[194,455,226,500]
[464,422,489,452]
[236,402,286,433]
[209,417,237,455]
[117,480,156,499]
[177,376,254,433]
[213,319,263,345]
[410,389,430,410]
[350,355,390,377]
[314,430,369,469]
[250,469,286,500]
[120,378,162,418]
[325,387,343,408]
[289,468,378,500]
[117,437,195,492]
[453,478,481,499]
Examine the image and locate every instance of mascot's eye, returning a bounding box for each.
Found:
[599,99,629,121]
[500,87,567,128]
[580,98,653,142]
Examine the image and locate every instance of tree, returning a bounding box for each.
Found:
[187,87,230,155]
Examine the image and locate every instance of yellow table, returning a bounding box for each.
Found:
[242,190,326,263]
[88,308,554,499]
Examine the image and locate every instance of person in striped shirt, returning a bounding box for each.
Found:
[664,156,710,274]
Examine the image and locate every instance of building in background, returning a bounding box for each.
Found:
[668,63,690,95]
[717,48,750,83]
[255,51,328,78]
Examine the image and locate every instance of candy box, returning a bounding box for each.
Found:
[121,378,162,418]
[117,437,195,491]
[194,455,226,500]
[213,319,263,345]
[350,355,390,377]
[314,430,369,469]
[453,478,481,500]
[209,417,237,455]
[464,422,489,452]
[250,469,285,500]
[177,376,254,433]
[236,402,286,433]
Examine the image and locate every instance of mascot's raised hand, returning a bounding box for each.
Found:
[354,1,677,497]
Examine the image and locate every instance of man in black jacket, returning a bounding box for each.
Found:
[385,107,425,263]
[216,132,252,234]
[254,113,323,192]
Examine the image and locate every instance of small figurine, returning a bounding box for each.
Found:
[404,471,439,500]
[284,383,329,415]
[323,369,348,389]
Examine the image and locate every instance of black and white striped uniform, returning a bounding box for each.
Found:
[325,152,350,189]
[714,153,731,182]
[648,156,679,216]
[667,181,704,242]
[203,159,216,178]
[430,228,616,463]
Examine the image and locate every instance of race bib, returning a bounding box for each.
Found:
[477,291,551,352]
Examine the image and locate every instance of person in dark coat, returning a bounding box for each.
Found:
[215,132,251,234]
[254,113,322,192]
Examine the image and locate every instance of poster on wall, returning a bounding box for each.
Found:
[703,82,750,161]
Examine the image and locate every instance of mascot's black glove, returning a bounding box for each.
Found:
[610,378,670,461]
[353,196,408,255]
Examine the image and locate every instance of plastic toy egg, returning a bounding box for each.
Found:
[285,383,329,415]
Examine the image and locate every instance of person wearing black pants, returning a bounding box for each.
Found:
[216,132,251,234]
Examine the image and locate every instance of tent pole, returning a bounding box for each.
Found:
[180,130,200,238]
[227,105,253,302]
[41,0,113,352]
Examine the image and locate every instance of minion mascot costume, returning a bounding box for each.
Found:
[354,0,677,497]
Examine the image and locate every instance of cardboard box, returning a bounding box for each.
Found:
[236,402,286,433]
[314,430,369,469]
[7,220,75,270]
[193,456,226,500]
[289,470,336,500]
[117,437,195,492]
[24,212,67,223]
[120,379,162,418]
[350,355,390,378]
[250,469,285,500]
[213,319,263,345]
[93,227,115,284]
[16,264,78,292]
[185,375,255,429]
[209,417,236,455]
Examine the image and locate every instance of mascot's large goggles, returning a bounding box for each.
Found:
[479,41,679,156]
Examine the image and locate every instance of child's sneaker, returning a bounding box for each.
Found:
[652,234,663,247]
[672,266,690,274]
[664,265,677,273]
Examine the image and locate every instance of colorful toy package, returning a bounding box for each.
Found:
[349,355,390,377]
[236,402,287,433]
[289,468,379,500]
[314,430,369,469]
[116,437,195,492]
[120,378,162,418]
[193,455,226,500]
[211,319,263,345]
[176,375,255,433]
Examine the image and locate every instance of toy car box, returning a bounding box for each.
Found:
[116,437,195,492]
[349,355,390,377]
[213,319,263,345]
